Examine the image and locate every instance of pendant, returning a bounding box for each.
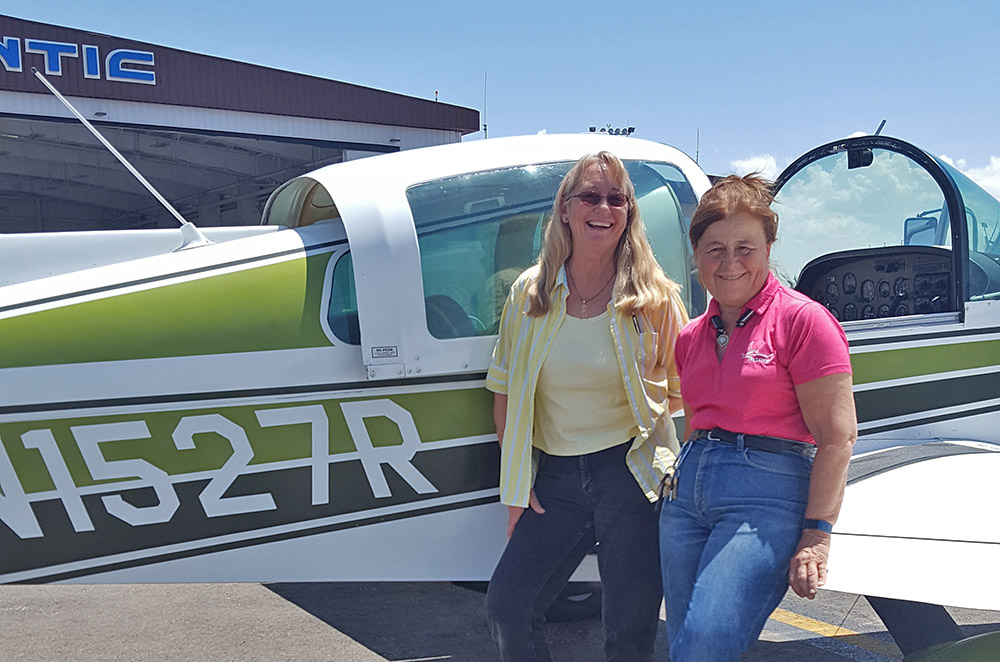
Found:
[581,300,588,318]
[716,333,729,348]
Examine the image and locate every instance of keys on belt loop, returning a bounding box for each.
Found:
[666,440,696,502]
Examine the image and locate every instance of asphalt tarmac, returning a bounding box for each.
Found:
[2,582,998,661]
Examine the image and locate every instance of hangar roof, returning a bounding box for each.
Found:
[0,14,479,133]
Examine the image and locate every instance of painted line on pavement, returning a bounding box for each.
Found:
[770,607,901,659]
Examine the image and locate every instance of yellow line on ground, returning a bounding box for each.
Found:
[769,607,901,659]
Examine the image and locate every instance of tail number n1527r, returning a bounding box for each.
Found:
[0,399,439,539]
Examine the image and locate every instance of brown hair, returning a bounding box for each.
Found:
[526,151,678,316]
[689,173,778,248]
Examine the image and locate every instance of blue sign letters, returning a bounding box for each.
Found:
[107,49,155,84]
[0,36,155,84]
[0,37,21,72]
[25,40,78,76]
[83,44,100,79]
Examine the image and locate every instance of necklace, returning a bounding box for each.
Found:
[710,309,756,347]
[567,268,616,318]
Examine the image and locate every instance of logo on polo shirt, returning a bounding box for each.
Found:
[742,341,775,365]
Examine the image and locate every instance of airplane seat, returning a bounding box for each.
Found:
[263,178,340,228]
[481,212,543,333]
[297,183,342,228]
[425,294,476,339]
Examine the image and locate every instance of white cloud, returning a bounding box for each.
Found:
[938,154,963,169]
[730,154,778,180]
[950,155,1000,200]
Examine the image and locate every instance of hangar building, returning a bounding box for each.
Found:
[0,14,480,232]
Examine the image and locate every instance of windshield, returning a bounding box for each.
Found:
[936,159,1000,255]
[772,148,949,286]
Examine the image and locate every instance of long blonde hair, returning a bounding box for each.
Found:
[526,151,679,317]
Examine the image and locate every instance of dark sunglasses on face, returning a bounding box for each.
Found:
[568,191,630,208]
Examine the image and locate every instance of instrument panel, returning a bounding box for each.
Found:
[795,246,954,321]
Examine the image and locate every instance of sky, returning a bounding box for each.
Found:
[7,1,1000,196]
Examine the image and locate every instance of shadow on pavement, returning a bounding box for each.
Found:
[265,581,613,662]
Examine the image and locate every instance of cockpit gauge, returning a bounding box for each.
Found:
[825,282,840,304]
[842,273,857,294]
[860,279,875,301]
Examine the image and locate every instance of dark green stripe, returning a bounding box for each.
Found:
[860,403,1000,436]
[854,371,1000,423]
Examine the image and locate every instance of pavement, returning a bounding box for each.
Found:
[1,582,998,661]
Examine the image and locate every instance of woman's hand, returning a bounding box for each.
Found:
[788,529,831,599]
[506,490,545,538]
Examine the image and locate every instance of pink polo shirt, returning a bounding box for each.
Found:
[676,273,852,444]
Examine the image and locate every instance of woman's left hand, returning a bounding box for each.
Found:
[788,529,831,599]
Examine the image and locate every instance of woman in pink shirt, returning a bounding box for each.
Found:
[659,174,857,662]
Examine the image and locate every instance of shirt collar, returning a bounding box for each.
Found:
[552,263,569,310]
[747,272,781,315]
[555,264,569,288]
[555,264,570,301]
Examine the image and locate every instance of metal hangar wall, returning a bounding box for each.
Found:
[0,13,480,232]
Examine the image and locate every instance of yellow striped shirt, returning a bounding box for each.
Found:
[486,264,687,507]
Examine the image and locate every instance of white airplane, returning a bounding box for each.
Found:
[0,131,708,587]
[1,113,998,656]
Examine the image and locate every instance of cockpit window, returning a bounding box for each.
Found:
[406,160,697,339]
[938,160,1000,299]
[774,149,959,321]
[773,149,949,285]
[328,251,359,344]
[406,163,568,338]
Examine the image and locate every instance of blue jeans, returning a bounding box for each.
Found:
[486,441,662,662]
[659,437,812,662]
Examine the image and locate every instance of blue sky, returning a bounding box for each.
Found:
[8,2,1000,192]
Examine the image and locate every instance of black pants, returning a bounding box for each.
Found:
[485,442,662,662]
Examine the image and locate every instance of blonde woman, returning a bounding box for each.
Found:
[485,151,687,662]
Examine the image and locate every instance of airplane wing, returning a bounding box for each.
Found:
[824,441,1000,611]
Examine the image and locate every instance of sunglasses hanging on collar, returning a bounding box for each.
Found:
[709,309,755,348]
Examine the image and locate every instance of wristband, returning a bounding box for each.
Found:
[803,518,833,533]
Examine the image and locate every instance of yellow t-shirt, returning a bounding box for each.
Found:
[487,264,688,507]
[534,311,637,455]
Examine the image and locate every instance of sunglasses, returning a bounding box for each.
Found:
[568,191,630,208]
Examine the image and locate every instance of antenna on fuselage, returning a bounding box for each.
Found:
[31,67,212,250]
[874,119,886,136]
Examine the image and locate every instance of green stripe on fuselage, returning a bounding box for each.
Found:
[1,254,333,369]
[850,338,1000,385]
